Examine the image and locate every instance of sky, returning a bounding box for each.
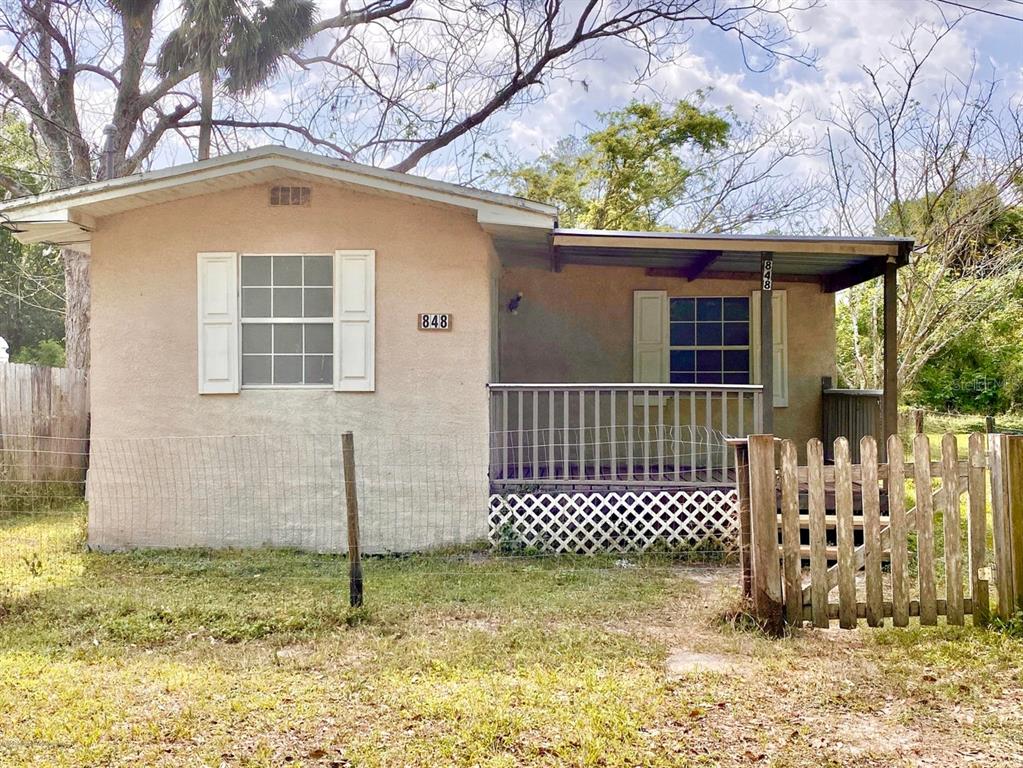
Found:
[12,0,1018,214]
[493,0,1023,163]
[126,0,1023,187]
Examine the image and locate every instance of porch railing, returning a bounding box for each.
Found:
[488,383,764,487]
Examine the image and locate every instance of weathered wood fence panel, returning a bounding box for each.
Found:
[0,362,89,483]
[738,431,1023,632]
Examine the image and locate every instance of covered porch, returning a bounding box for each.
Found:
[486,230,912,492]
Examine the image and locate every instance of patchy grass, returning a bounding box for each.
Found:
[3,512,1023,766]
[919,411,1023,437]
[899,409,1023,460]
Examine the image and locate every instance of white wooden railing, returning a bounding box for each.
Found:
[488,383,764,487]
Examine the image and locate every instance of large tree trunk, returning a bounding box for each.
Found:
[198,69,214,160]
[62,247,90,371]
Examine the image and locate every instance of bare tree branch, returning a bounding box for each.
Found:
[826,18,1023,391]
[0,0,818,370]
[175,117,355,159]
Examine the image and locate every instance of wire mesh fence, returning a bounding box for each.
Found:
[1,429,741,602]
[86,433,490,553]
[899,406,1022,438]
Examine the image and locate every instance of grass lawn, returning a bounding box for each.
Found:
[3,512,1023,767]
[900,409,1023,460]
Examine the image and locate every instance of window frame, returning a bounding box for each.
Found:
[667,295,752,386]
[238,252,335,390]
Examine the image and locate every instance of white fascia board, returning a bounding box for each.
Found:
[0,147,557,223]
[475,205,556,229]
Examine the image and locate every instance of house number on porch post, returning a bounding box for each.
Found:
[761,258,773,291]
[759,252,775,435]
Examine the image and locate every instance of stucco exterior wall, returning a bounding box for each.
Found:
[87,181,494,552]
[497,261,837,448]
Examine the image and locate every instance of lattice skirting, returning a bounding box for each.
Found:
[488,489,739,554]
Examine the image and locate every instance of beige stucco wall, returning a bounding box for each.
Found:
[497,261,837,449]
[86,180,494,552]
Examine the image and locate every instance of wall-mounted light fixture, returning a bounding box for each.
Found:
[507,291,523,314]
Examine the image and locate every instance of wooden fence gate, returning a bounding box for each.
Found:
[735,433,1023,633]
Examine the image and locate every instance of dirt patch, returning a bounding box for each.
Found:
[665,649,742,677]
[274,644,317,663]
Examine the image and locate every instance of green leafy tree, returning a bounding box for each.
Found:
[156,0,317,160]
[11,339,66,367]
[836,187,1023,393]
[0,117,65,364]
[503,100,729,230]
[498,98,819,232]
[900,203,1023,413]
[907,289,1023,414]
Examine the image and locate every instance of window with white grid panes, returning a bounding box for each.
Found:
[240,254,333,387]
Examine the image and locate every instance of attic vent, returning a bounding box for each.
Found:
[270,185,311,206]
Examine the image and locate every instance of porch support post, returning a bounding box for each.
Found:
[549,243,562,273]
[882,256,898,455]
[760,252,774,434]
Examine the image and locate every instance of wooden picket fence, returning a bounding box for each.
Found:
[734,433,1023,633]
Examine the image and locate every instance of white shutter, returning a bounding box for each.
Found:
[633,290,669,383]
[750,290,788,407]
[196,251,239,394]
[334,250,375,392]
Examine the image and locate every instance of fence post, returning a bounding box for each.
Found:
[732,439,753,599]
[986,415,996,434]
[914,409,925,436]
[1004,435,1023,614]
[341,431,364,608]
[746,434,783,634]
[989,434,1013,619]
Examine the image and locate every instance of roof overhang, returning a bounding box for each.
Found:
[0,148,913,291]
[541,229,914,292]
[0,146,558,254]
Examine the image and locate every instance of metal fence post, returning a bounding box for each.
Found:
[342,431,363,608]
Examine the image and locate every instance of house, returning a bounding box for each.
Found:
[0,147,911,553]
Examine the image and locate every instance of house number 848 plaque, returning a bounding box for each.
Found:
[418,313,451,331]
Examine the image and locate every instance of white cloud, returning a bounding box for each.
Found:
[495,0,1019,164]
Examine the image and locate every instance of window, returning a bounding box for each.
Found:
[668,296,750,385]
[240,254,333,387]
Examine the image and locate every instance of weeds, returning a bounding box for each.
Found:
[21,551,43,577]
[716,593,776,637]
[991,610,1023,638]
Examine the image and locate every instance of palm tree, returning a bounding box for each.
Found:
[157,0,317,160]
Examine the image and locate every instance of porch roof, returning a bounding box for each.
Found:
[496,229,914,293]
